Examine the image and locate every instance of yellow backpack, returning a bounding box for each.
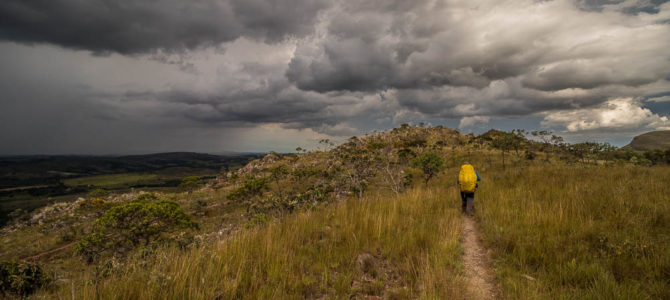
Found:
[459,164,477,193]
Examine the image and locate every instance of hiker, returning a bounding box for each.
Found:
[458,162,481,215]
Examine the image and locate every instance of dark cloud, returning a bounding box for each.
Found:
[622,0,670,14]
[575,0,626,11]
[2,0,670,154]
[158,81,387,137]
[284,0,670,133]
[0,0,329,54]
[575,0,670,14]
[285,1,565,92]
[521,61,661,91]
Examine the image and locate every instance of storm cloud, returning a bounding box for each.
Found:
[287,0,670,93]
[0,0,329,54]
[1,0,669,154]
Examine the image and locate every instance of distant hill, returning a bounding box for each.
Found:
[477,129,506,140]
[624,131,670,151]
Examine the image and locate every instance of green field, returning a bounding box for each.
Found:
[0,153,257,226]
[61,167,217,189]
[63,173,162,189]
[0,167,219,226]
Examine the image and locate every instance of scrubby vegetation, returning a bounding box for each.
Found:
[0,125,668,299]
[0,261,51,297]
[74,195,199,264]
[66,187,466,299]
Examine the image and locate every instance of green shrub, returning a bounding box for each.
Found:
[0,261,51,297]
[77,197,108,212]
[88,188,108,197]
[178,176,200,191]
[189,199,208,215]
[133,193,159,202]
[245,213,270,228]
[411,152,445,185]
[227,177,269,202]
[74,199,199,263]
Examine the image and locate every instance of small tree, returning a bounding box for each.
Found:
[318,139,335,152]
[411,152,445,186]
[178,176,200,191]
[267,165,289,201]
[491,133,516,169]
[567,142,602,164]
[510,129,527,157]
[550,134,565,159]
[380,147,414,195]
[295,147,307,154]
[335,137,378,201]
[599,142,617,164]
[74,199,198,263]
[531,130,552,161]
[227,177,269,202]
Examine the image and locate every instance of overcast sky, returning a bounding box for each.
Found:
[1,0,669,154]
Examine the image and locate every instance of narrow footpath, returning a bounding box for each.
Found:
[461,216,498,300]
[20,242,76,262]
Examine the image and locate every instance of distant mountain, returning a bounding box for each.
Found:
[624,131,670,151]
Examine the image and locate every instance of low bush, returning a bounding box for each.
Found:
[74,199,199,263]
[0,261,51,297]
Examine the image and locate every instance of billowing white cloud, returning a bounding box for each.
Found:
[542,97,670,132]
[459,116,491,129]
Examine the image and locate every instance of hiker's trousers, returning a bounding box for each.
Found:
[460,192,475,215]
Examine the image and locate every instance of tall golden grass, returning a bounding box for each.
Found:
[30,149,670,299]
[61,185,466,299]
[476,163,670,299]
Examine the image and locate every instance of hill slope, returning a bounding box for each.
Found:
[624,131,670,151]
[2,125,669,299]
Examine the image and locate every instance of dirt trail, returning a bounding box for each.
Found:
[0,185,51,192]
[21,242,76,262]
[461,216,498,300]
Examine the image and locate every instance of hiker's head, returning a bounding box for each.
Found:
[463,161,469,165]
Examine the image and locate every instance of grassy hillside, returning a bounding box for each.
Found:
[624,130,670,151]
[61,186,467,299]
[2,125,669,299]
[477,164,670,299]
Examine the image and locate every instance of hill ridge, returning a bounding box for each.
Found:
[624,130,670,151]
